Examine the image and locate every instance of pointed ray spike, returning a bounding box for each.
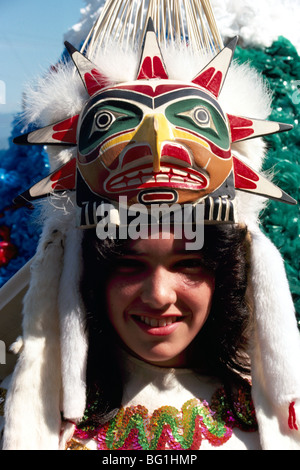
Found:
[65,41,109,96]
[233,156,297,205]
[192,36,238,98]
[13,158,77,207]
[13,115,79,146]
[228,114,293,142]
[136,17,169,80]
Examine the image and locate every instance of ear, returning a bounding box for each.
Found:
[192,36,238,98]
[136,17,169,80]
[64,41,110,96]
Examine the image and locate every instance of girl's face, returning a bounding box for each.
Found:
[106,232,215,367]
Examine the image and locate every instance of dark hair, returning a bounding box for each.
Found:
[80,224,253,426]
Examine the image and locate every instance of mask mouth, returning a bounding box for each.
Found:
[105,162,208,193]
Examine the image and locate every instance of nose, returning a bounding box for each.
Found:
[133,113,175,172]
[140,266,177,309]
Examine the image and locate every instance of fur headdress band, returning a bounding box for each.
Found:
[2,0,300,450]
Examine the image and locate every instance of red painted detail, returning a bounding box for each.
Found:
[153,56,168,79]
[227,114,254,142]
[52,115,79,144]
[207,71,223,97]
[121,145,152,168]
[0,226,17,267]
[137,56,168,80]
[84,68,109,96]
[233,156,259,190]
[137,57,152,80]
[227,115,254,128]
[192,68,215,89]
[141,192,176,202]
[50,158,76,190]
[231,128,254,142]
[192,68,223,97]
[288,402,298,431]
[161,143,192,165]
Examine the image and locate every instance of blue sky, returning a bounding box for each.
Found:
[0,0,85,148]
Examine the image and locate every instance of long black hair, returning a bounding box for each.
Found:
[80,224,253,426]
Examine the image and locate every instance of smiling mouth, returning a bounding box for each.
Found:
[134,315,181,327]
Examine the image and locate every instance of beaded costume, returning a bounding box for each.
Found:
[0,0,300,451]
[63,352,260,451]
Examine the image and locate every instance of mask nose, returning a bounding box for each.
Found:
[133,113,175,172]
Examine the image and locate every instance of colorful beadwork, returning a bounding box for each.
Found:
[72,386,257,450]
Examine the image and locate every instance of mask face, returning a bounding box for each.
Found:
[12,29,296,219]
[77,80,232,206]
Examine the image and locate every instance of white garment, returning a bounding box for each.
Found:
[64,352,261,450]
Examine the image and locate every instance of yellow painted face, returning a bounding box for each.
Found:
[77,80,232,206]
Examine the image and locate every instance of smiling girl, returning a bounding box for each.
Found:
[63,224,261,450]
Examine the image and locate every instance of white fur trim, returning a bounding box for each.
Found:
[59,224,87,421]
[249,228,300,446]
[2,222,65,450]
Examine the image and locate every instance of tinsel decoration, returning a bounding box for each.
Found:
[0,37,298,321]
[235,37,300,323]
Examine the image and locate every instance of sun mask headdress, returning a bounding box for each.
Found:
[2,0,300,450]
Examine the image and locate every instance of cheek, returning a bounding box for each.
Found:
[182,277,215,322]
[106,276,139,317]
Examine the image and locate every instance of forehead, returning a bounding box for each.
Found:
[124,232,201,257]
[81,80,225,117]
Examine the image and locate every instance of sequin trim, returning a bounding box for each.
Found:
[71,386,257,450]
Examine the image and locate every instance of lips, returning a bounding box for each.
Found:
[105,163,208,193]
[131,314,183,336]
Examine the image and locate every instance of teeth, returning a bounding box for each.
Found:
[189,174,203,182]
[139,316,178,327]
[127,178,141,186]
[155,175,169,182]
[172,169,188,177]
[170,176,184,183]
[109,166,204,189]
[141,167,153,174]
[126,170,139,178]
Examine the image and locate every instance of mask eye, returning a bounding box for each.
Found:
[193,107,210,126]
[177,106,212,129]
[95,111,115,131]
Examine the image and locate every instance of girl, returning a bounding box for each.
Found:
[1,0,300,450]
[62,223,260,450]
